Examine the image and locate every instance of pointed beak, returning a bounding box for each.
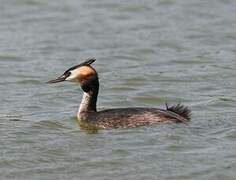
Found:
[47,74,67,83]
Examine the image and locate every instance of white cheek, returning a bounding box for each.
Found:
[65,70,80,82]
[65,76,75,81]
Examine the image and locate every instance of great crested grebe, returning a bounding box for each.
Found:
[48,58,191,129]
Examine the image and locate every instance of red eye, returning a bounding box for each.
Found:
[64,71,71,78]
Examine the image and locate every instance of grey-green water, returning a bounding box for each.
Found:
[1,0,236,179]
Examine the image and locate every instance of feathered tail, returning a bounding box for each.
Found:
[165,103,191,121]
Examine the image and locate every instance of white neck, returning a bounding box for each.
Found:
[77,77,99,120]
[78,92,91,116]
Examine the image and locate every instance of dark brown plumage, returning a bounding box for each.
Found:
[79,105,191,129]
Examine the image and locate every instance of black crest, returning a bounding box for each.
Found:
[65,58,96,73]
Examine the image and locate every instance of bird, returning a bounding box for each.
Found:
[47,58,191,130]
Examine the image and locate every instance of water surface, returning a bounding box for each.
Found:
[1,0,236,179]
